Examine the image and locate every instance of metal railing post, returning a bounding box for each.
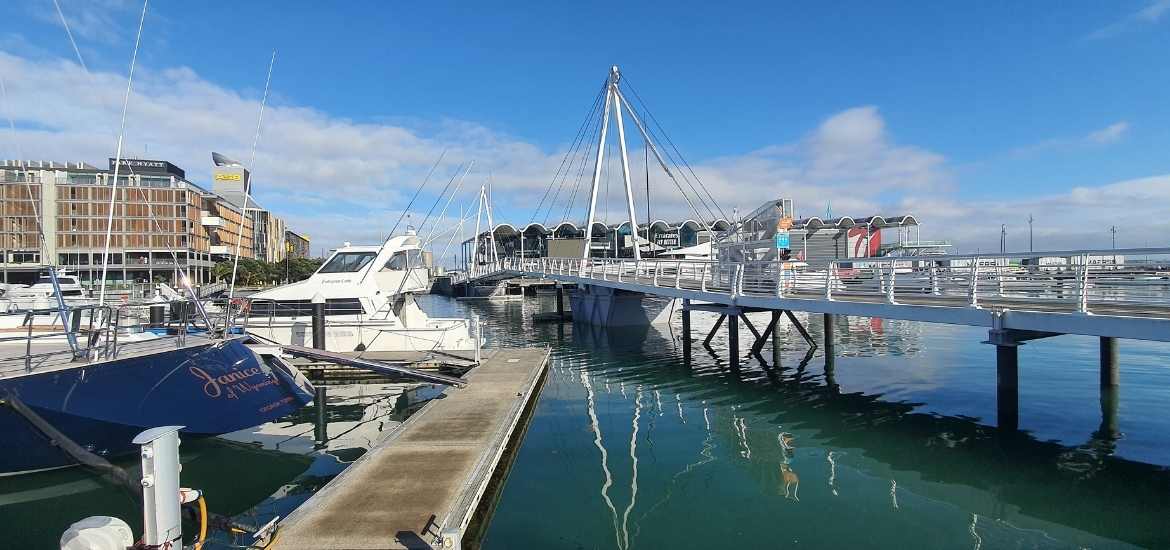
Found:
[824,262,834,301]
[930,264,939,295]
[1077,254,1091,314]
[969,258,980,308]
[675,261,682,289]
[886,264,897,304]
[701,263,708,292]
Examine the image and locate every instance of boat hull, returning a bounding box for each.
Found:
[0,339,313,475]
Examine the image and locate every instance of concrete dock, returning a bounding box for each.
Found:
[272,347,550,550]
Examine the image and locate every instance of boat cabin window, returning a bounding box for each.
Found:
[383,249,425,271]
[248,298,364,317]
[36,276,79,286]
[318,252,377,274]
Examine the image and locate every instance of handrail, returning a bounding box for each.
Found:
[498,250,1170,316]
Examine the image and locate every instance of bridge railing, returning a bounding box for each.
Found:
[502,248,1170,315]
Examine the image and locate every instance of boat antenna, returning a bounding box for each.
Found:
[226,49,276,310]
[97,0,149,307]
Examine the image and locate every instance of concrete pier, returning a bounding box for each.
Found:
[1101,336,1119,388]
[272,347,550,549]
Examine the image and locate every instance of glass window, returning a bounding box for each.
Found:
[318,252,378,273]
[383,249,425,270]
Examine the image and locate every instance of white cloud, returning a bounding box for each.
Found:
[1086,0,1170,40]
[0,50,1161,255]
[1085,121,1130,144]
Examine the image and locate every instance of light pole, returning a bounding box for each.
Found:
[1110,225,1117,250]
[1028,214,1034,253]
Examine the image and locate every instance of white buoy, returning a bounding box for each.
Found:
[59,516,133,550]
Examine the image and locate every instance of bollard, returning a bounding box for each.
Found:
[132,426,184,548]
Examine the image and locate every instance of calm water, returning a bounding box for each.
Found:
[459,295,1170,549]
[5,294,1170,548]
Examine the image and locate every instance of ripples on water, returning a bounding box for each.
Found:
[432,295,1170,549]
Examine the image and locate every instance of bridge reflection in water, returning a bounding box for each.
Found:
[472,299,1168,549]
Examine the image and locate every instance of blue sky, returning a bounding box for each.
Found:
[3,0,1169,253]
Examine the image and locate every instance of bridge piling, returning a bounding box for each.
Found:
[1100,337,1119,388]
[681,300,692,361]
[556,284,565,318]
[996,344,1019,431]
[728,314,740,369]
[823,313,835,357]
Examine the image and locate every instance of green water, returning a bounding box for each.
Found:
[5,294,1170,548]
[457,296,1170,549]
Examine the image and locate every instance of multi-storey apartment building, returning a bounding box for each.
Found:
[0,157,292,287]
[285,230,311,259]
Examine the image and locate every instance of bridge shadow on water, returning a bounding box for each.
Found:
[551,319,1170,549]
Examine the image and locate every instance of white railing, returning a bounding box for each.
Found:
[482,248,1170,315]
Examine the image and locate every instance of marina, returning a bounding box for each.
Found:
[3,2,1170,548]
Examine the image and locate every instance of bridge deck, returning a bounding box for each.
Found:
[465,253,1170,342]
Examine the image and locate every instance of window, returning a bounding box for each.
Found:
[383,249,425,271]
[248,299,364,317]
[318,252,378,273]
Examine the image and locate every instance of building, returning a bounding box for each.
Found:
[285,230,311,259]
[0,157,279,286]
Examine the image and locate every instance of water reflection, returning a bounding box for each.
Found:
[473,295,1170,549]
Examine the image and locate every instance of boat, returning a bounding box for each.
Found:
[241,234,477,354]
[0,299,315,475]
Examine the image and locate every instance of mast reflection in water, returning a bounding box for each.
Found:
[451,295,1170,550]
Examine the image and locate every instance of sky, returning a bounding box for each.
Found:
[2,0,1169,256]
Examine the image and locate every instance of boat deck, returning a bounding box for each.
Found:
[0,333,223,379]
[271,346,550,550]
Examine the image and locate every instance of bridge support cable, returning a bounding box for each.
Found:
[614,86,716,239]
[559,110,606,227]
[619,77,732,225]
[533,81,608,224]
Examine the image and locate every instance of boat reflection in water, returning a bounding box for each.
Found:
[477,299,1168,550]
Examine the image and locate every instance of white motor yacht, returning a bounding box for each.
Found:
[242,234,477,354]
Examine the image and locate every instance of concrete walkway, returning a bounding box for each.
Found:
[272,347,549,550]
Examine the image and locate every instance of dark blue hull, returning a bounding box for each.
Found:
[0,338,314,475]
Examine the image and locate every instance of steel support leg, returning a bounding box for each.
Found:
[728,314,739,370]
[784,310,818,350]
[703,314,726,347]
[823,313,835,357]
[1100,337,1119,388]
[682,301,692,363]
[753,312,779,355]
[996,344,1019,432]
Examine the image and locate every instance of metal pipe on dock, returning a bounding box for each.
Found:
[314,386,328,444]
[311,293,326,351]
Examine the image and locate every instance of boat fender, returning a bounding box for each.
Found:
[60,516,133,550]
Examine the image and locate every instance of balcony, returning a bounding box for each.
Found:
[201,214,225,228]
[209,245,232,255]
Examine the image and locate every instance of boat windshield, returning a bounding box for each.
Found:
[318,252,378,274]
[383,249,425,271]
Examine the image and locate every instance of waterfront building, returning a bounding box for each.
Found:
[285,230,311,259]
[0,157,297,286]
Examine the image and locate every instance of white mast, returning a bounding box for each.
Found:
[582,70,614,264]
[610,67,641,261]
[97,0,149,307]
